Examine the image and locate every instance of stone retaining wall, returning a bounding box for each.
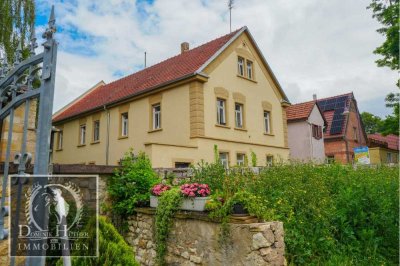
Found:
[126,209,286,266]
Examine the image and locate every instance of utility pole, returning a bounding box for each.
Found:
[228,0,234,33]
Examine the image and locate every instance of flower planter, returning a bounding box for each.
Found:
[150,195,158,208]
[180,197,209,212]
[232,203,249,216]
[150,196,209,212]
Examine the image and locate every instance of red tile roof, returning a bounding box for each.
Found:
[286,101,315,121]
[368,133,399,151]
[53,28,243,122]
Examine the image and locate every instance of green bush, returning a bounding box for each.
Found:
[251,164,399,265]
[193,163,399,265]
[107,151,159,216]
[57,216,138,266]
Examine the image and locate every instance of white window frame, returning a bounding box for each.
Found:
[93,120,100,142]
[153,104,161,130]
[246,60,253,79]
[121,113,129,137]
[264,111,271,134]
[217,99,226,125]
[235,103,243,128]
[79,124,86,145]
[238,57,244,76]
[57,131,63,150]
[237,153,245,166]
[219,152,229,168]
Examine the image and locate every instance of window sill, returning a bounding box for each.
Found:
[55,148,63,152]
[215,124,231,129]
[148,128,163,133]
[118,135,129,140]
[91,141,100,145]
[77,144,86,148]
[237,74,257,83]
[264,132,274,136]
[234,127,247,132]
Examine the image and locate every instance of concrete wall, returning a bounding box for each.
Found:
[126,209,286,266]
[53,31,289,167]
[288,105,325,163]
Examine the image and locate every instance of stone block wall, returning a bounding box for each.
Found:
[126,209,286,266]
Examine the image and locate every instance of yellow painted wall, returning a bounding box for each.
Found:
[52,31,289,167]
[369,147,399,164]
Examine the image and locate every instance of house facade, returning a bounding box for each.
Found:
[52,27,291,168]
[316,93,367,164]
[286,101,326,163]
[368,133,399,164]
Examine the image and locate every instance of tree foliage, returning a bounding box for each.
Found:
[367,0,399,70]
[380,92,399,135]
[0,0,35,63]
[361,112,382,134]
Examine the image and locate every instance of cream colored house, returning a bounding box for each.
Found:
[52,27,291,168]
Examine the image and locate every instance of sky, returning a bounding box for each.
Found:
[34,0,398,117]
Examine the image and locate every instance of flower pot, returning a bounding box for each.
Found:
[150,195,158,208]
[180,197,209,212]
[232,203,248,216]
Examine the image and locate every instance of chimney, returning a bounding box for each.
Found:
[313,94,317,101]
[181,42,189,54]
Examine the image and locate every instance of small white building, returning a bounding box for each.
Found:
[286,101,326,163]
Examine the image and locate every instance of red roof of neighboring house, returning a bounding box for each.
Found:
[316,92,354,138]
[368,133,399,151]
[53,28,244,122]
[286,101,316,121]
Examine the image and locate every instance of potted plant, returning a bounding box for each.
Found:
[150,184,171,208]
[180,183,211,211]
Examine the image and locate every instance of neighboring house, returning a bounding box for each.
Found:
[52,26,291,168]
[286,101,326,163]
[368,133,399,164]
[316,92,367,164]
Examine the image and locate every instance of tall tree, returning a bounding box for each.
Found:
[367,0,399,70]
[381,92,399,135]
[361,112,383,134]
[0,0,35,64]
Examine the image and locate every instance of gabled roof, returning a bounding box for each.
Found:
[286,101,316,121]
[53,26,289,123]
[316,93,354,138]
[368,133,399,151]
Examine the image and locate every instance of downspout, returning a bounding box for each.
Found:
[104,105,110,165]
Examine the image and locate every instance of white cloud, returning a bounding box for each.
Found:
[36,0,397,117]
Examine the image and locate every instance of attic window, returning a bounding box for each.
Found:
[237,57,245,76]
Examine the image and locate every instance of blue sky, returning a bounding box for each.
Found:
[35,0,397,117]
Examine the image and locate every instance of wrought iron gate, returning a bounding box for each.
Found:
[0,7,58,266]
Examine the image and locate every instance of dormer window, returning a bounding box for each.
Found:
[237,57,245,76]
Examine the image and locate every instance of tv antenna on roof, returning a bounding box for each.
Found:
[228,0,235,33]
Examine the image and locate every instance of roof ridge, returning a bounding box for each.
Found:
[316,92,353,101]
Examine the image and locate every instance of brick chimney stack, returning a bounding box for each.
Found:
[313,94,317,101]
[181,42,189,54]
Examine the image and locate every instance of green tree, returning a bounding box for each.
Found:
[0,0,35,63]
[380,92,399,135]
[367,0,399,70]
[361,112,383,134]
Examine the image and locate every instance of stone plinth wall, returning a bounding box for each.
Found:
[126,209,286,266]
